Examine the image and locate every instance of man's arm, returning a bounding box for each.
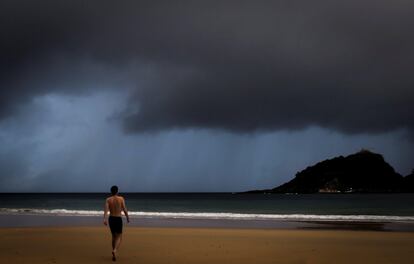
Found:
[103,198,109,226]
[122,198,130,223]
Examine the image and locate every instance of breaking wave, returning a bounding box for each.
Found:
[1,208,414,222]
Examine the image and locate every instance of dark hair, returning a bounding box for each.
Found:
[110,185,118,195]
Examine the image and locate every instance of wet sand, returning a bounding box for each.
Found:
[1,226,413,263]
[2,214,414,231]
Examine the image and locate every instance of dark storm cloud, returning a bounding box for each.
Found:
[1,1,414,134]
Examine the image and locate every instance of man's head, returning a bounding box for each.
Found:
[111,185,118,195]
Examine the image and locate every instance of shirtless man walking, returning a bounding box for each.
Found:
[104,185,130,261]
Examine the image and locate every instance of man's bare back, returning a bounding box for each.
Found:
[106,195,127,217]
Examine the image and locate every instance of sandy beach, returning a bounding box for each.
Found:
[1,226,413,264]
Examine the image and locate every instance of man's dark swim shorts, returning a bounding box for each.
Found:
[108,216,123,234]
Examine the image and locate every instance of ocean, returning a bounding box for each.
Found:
[1,193,414,223]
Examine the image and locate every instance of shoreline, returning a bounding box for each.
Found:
[1,214,414,232]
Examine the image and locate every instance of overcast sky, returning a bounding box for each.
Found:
[1,1,413,192]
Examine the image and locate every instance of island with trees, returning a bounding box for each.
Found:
[245,150,414,194]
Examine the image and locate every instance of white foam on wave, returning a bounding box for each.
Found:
[1,208,414,222]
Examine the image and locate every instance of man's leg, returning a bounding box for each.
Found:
[111,233,122,261]
[111,234,117,261]
[114,233,122,252]
[111,234,116,251]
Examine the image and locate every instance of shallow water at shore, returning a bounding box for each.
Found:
[1,214,414,232]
